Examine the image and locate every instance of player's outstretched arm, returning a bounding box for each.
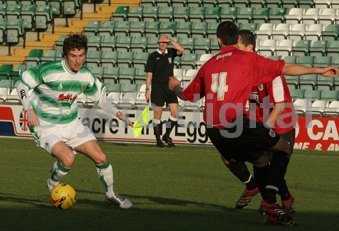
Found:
[283,64,339,77]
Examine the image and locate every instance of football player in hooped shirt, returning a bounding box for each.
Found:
[169,21,338,225]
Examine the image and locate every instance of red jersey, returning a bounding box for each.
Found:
[248,76,296,134]
[181,46,285,128]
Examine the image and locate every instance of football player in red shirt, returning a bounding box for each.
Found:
[169,21,338,225]
[224,30,296,215]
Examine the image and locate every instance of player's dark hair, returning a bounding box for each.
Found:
[239,29,256,50]
[216,21,239,46]
[63,34,88,56]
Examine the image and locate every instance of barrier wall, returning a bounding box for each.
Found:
[0,105,338,151]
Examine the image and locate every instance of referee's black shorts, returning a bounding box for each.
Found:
[151,83,178,107]
[206,118,280,163]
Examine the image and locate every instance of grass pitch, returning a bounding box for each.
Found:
[0,138,339,231]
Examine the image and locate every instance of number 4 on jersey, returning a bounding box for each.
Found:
[211,72,228,101]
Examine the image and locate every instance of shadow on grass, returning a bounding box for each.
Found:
[0,191,338,231]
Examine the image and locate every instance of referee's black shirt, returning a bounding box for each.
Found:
[145,48,179,85]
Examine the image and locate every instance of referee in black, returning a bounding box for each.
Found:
[145,34,184,147]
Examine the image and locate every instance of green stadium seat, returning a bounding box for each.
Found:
[283,55,296,64]
[129,21,145,36]
[104,78,120,93]
[87,35,101,51]
[101,51,117,68]
[145,21,159,36]
[309,40,327,57]
[158,6,173,21]
[299,74,317,90]
[101,35,115,51]
[314,56,331,67]
[217,0,233,7]
[249,0,265,8]
[173,6,189,21]
[220,6,237,21]
[317,74,334,91]
[98,21,115,36]
[133,51,148,69]
[141,0,155,6]
[204,6,220,22]
[326,40,339,57]
[176,21,191,37]
[203,0,217,7]
[85,21,99,35]
[207,21,218,37]
[114,21,130,36]
[237,7,253,24]
[290,88,304,99]
[178,36,194,52]
[117,50,133,67]
[135,68,146,83]
[238,22,258,32]
[210,37,219,52]
[252,7,269,23]
[322,24,339,41]
[142,5,158,21]
[180,52,197,69]
[0,20,5,44]
[304,89,321,100]
[292,40,310,56]
[331,55,339,65]
[157,0,173,7]
[113,6,129,21]
[87,65,103,79]
[285,75,299,87]
[128,6,143,21]
[189,6,205,22]
[187,0,203,7]
[296,56,314,67]
[146,36,158,50]
[159,21,176,36]
[269,7,286,23]
[119,68,135,85]
[321,90,338,100]
[21,3,35,31]
[63,0,77,17]
[5,19,23,46]
[103,66,119,81]
[130,35,147,52]
[50,0,62,17]
[194,37,210,53]
[115,35,131,51]
[86,50,101,67]
[191,21,206,37]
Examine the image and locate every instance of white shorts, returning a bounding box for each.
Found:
[36,118,96,153]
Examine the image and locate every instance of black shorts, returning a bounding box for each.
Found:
[151,83,178,107]
[207,118,280,163]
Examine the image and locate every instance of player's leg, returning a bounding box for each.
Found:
[221,157,259,209]
[162,102,178,147]
[278,129,295,212]
[37,125,74,192]
[74,140,132,209]
[151,86,166,147]
[153,106,165,147]
[46,142,75,191]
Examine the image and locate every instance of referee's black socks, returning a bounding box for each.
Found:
[164,116,177,140]
[153,119,163,142]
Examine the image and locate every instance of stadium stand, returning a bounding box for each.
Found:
[0,0,339,114]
